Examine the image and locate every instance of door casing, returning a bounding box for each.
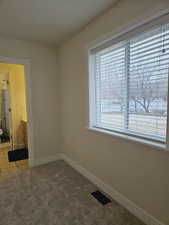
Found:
[0,56,35,167]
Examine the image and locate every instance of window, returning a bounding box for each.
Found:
[89,22,169,143]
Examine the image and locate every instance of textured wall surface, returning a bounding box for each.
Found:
[0,38,60,164]
[58,0,169,224]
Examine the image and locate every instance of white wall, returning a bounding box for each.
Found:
[58,0,169,224]
[0,37,60,165]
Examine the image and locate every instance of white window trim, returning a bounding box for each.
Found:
[87,11,169,151]
[87,126,167,151]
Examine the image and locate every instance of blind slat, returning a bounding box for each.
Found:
[91,21,169,142]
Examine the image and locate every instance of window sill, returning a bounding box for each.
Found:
[87,126,168,151]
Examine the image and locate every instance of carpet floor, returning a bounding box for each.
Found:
[0,160,145,225]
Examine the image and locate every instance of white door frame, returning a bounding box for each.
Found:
[0,56,35,167]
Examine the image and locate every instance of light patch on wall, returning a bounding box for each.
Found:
[0,63,27,149]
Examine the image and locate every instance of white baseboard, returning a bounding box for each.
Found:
[30,153,165,225]
[31,153,62,167]
[61,154,165,225]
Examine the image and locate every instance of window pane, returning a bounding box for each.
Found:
[128,25,169,139]
[92,22,169,142]
[95,45,126,130]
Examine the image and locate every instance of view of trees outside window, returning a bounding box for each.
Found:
[95,24,169,140]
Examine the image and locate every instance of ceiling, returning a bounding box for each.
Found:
[0,0,119,45]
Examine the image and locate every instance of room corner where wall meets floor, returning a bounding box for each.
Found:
[0,0,168,225]
[57,0,169,225]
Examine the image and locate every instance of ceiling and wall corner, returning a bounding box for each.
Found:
[0,0,124,167]
[0,1,168,225]
[58,0,169,225]
[0,0,120,45]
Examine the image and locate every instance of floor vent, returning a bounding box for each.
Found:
[91,190,111,205]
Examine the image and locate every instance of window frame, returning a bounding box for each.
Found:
[88,13,169,149]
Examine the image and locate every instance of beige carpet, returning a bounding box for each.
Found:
[0,160,145,225]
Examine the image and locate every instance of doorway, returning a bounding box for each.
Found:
[0,72,10,146]
[0,62,30,176]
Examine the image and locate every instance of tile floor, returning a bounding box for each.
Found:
[0,159,145,225]
[0,147,28,176]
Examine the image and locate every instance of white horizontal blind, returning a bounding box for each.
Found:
[92,23,169,142]
[95,44,126,130]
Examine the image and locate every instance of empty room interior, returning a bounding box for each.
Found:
[0,0,169,225]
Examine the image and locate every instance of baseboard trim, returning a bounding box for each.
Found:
[30,153,165,225]
[61,154,165,225]
[31,153,62,167]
